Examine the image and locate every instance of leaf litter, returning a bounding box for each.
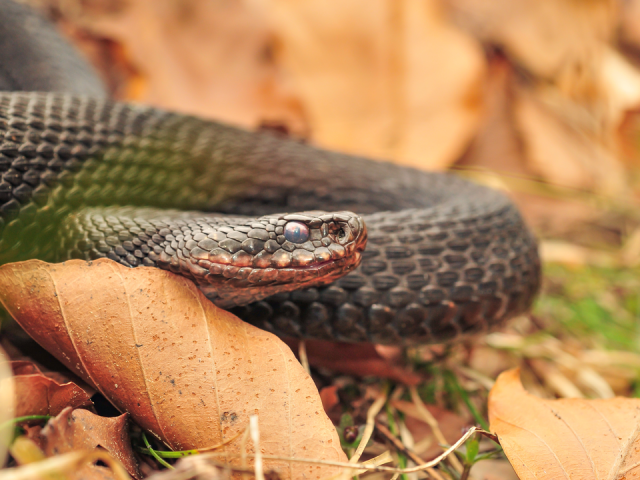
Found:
[0,259,346,479]
[6,0,640,478]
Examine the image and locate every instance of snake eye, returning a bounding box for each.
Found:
[284,221,309,244]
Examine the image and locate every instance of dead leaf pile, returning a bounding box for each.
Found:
[0,259,346,479]
[4,1,640,478]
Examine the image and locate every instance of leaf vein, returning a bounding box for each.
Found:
[492,413,571,480]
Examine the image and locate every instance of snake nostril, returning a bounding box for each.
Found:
[284,221,309,244]
[337,228,347,243]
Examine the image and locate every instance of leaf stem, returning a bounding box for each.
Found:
[0,415,51,430]
[141,432,174,469]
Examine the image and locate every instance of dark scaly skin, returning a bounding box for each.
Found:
[0,0,541,345]
[63,207,367,308]
[0,92,539,345]
[0,0,105,96]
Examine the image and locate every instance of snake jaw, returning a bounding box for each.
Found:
[178,210,367,308]
[62,207,365,310]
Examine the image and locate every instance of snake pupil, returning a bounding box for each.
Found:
[284,221,309,244]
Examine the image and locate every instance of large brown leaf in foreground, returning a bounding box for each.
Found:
[489,368,640,479]
[0,259,345,479]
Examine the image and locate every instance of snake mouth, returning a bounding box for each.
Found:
[143,210,366,308]
[191,215,366,309]
[190,250,362,288]
[195,252,362,309]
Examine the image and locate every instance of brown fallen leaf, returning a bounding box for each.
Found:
[469,459,518,480]
[513,83,628,196]
[284,339,424,385]
[489,368,640,480]
[39,0,308,133]
[446,0,616,81]
[268,0,484,169]
[23,407,138,480]
[319,386,340,414]
[0,259,346,479]
[11,361,93,418]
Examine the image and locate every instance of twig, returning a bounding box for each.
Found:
[198,427,479,474]
[375,421,442,480]
[319,451,394,480]
[249,415,264,480]
[349,386,388,464]
[240,424,251,480]
[298,341,310,376]
[410,386,463,473]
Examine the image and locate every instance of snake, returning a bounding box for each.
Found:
[0,0,540,345]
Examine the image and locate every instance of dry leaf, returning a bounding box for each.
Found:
[469,459,518,480]
[0,259,346,480]
[34,0,307,132]
[26,407,140,479]
[489,368,640,479]
[11,361,93,418]
[268,0,484,169]
[513,84,628,196]
[284,339,423,385]
[319,386,339,414]
[446,0,616,82]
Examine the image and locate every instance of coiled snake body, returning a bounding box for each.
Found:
[0,0,540,345]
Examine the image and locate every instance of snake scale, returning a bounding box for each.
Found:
[0,0,540,345]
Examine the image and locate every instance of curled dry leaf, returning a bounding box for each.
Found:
[284,339,424,385]
[489,368,640,480]
[319,386,339,414]
[0,259,346,480]
[11,361,93,418]
[26,407,140,480]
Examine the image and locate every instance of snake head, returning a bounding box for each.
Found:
[186,211,367,308]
